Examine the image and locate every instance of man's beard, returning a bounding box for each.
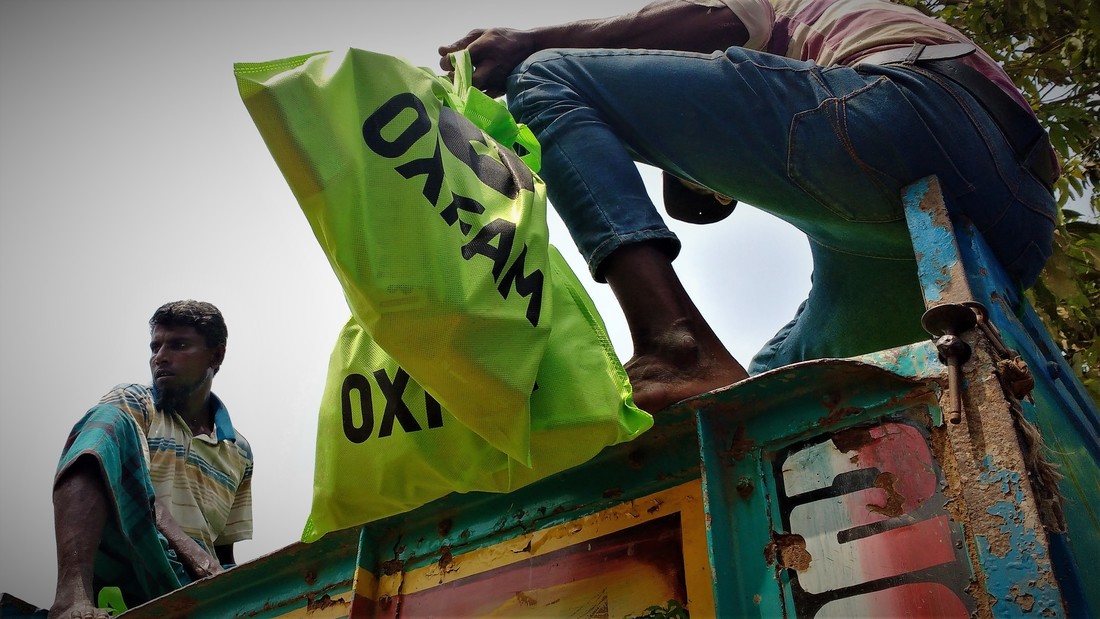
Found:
[154,383,195,414]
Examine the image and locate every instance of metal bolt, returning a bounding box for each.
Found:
[736,477,755,499]
[936,334,971,425]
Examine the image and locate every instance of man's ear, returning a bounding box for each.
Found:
[210,343,227,373]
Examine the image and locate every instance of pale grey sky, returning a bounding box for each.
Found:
[0,0,810,608]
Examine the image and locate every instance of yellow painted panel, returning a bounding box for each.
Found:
[268,588,352,619]
[356,481,714,617]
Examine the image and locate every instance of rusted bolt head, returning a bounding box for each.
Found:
[935,334,971,364]
[736,477,755,499]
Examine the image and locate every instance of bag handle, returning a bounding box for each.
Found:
[443,51,542,173]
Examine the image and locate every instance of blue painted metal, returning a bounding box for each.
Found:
[975,458,1063,618]
[902,177,963,306]
[906,176,1098,617]
[353,402,703,578]
[947,206,1100,618]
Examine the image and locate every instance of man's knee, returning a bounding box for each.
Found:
[509,48,573,84]
[505,49,583,125]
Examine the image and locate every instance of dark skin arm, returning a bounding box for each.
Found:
[154,496,224,580]
[50,458,223,619]
[439,0,749,97]
[49,457,112,619]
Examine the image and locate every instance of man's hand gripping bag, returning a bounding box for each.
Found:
[302,247,651,540]
[235,50,652,539]
[236,49,550,462]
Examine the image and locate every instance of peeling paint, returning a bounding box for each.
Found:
[855,342,946,381]
[436,518,453,538]
[725,424,755,462]
[306,593,348,612]
[831,426,877,453]
[866,471,905,518]
[766,533,812,572]
[438,545,453,570]
[381,558,405,576]
[818,405,863,428]
[903,177,954,303]
[975,458,1063,618]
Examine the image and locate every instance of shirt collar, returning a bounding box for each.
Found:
[148,386,237,442]
[210,392,237,443]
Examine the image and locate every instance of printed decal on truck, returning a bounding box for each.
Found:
[771,419,975,618]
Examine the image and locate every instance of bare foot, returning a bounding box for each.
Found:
[625,326,748,413]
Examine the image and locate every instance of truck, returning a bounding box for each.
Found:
[5,177,1097,618]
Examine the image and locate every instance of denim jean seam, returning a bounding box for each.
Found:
[890,66,1056,265]
[950,162,1056,241]
[1003,239,1048,286]
[1009,161,1058,223]
[524,47,714,67]
[786,70,925,224]
[547,139,622,241]
[861,66,982,199]
[786,100,910,224]
[903,65,1024,194]
[837,78,924,208]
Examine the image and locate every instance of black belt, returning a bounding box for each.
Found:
[858,43,1057,188]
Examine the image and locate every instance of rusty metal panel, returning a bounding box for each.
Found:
[348,481,713,617]
[693,330,1072,616]
[118,527,359,619]
[694,356,988,617]
[906,175,1099,616]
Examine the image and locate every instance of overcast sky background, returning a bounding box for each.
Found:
[0,0,812,608]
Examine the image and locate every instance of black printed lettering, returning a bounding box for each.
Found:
[425,393,444,429]
[362,93,431,158]
[395,141,445,205]
[360,95,546,330]
[439,193,486,229]
[373,368,422,437]
[497,245,544,327]
[462,218,516,280]
[439,106,534,199]
[340,373,374,444]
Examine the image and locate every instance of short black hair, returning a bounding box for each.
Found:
[149,300,228,349]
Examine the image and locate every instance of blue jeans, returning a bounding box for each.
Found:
[506,46,1056,372]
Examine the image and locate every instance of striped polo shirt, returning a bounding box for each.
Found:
[692,0,1034,114]
[100,384,253,554]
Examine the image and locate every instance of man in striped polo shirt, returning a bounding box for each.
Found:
[50,300,253,619]
[441,0,1058,414]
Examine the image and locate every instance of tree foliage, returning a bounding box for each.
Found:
[901,0,1100,403]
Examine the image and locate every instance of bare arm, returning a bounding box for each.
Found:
[50,456,112,619]
[439,0,749,97]
[154,496,224,580]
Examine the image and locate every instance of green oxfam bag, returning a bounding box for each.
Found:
[236,49,550,463]
[302,247,651,541]
[235,48,652,538]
